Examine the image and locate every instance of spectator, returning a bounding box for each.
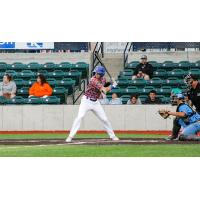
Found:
[127,94,142,105]
[29,74,53,98]
[109,93,122,105]
[144,90,161,104]
[99,93,109,105]
[99,97,110,105]
[132,55,153,80]
[0,74,16,99]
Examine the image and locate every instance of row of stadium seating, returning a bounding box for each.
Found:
[126,60,200,70]
[117,77,187,88]
[0,62,89,78]
[0,96,61,105]
[119,68,200,79]
[1,70,81,86]
[108,85,186,97]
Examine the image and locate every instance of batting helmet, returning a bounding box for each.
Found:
[93,66,105,77]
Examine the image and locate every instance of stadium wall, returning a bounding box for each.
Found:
[128,51,200,62]
[0,52,91,64]
[0,105,175,132]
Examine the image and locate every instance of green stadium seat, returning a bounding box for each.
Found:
[118,75,132,80]
[149,77,163,86]
[131,78,147,88]
[57,78,75,95]
[17,70,35,80]
[17,87,29,98]
[14,79,26,89]
[188,69,200,78]
[48,70,65,79]
[194,61,200,68]
[26,62,41,72]
[138,95,148,104]
[24,97,43,104]
[27,78,36,86]
[153,69,167,78]
[120,69,133,76]
[7,62,25,71]
[6,96,25,104]
[5,70,17,78]
[149,61,162,71]
[141,86,156,95]
[58,62,72,71]
[157,95,167,104]
[164,97,171,104]
[178,61,191,70]
[126,61,139,70]
[65,70,82,86]
[165,77,181,86]
[167,69,186,78]
[124,86,139,95]
[120,95,131,104]
[46,78,58,87]
[72,62,89,78]
[37,70,48,77]
[42,96,60,104]
[0,96,6,104]
[52,87,68,104]
[107,87,123,96]
[41,62,55,72]
[0,62,8,72]
[161,61,175,71]
[157,86,172,96]
[117,78,130,88]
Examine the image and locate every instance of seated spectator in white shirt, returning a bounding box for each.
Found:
[109,93,122,105]
[0,74,17,99]
[127,94,142,105]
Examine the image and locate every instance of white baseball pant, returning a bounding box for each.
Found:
[68,95,116,139]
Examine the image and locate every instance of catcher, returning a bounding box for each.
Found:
[158,93,200,141]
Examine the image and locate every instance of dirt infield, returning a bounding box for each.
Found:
[0,138,199,146]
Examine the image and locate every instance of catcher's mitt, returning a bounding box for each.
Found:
[104,82,111,87]
[158,109,170,119]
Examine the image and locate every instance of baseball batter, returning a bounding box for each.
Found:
[66,66,119,142]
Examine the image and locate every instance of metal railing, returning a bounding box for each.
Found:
[72,79,86,104]
[123,42,133,69]
[92,42,104,75]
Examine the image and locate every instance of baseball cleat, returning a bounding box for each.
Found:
[164,135,178,141]
[111,136,119,141]
[65,137,73,143]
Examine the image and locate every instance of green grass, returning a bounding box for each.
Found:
[0,133,199,157]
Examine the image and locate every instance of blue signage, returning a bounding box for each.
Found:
[0,42,15,49]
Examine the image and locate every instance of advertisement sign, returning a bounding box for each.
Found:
[0,42,54,49]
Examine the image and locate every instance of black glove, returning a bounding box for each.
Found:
[104,82,111,87]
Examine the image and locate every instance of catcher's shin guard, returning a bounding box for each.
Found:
[179,134,200,141]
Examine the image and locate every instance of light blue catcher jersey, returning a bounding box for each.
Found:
[177,104,200,128]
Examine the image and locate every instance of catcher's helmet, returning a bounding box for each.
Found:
[171,88,184,105]
[93,65,105,77]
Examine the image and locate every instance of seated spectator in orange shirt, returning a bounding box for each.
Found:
[29,74,52,98]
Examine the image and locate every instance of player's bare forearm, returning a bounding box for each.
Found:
[168,111,186,118]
